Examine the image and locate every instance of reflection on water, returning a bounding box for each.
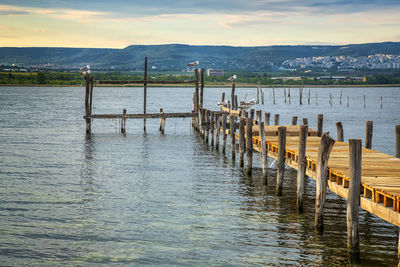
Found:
[0,86,399,266]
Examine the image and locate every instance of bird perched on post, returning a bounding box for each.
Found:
[80,64,91,75]
[187,61,199,67]
[227,74,237,82]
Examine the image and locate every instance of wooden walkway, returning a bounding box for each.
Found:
[218,106,400,227]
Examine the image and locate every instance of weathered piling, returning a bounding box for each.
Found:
[84,74,92,134]
[256,110,262,124]
[340,90,343,105]
[250,109,255,120]
[215,114,220,150]
[205,109,210,144]
[144,57,148,131]
[365,121,373,149]
[288,88,291,104]
[317,114,323,137]
[210,112,215,146]
[347,139,362,261]
[239,117,245,167]
[297,125,308,212]
[299,87,303,105]
[221,92,225,104]
[396,125,400,158]
[363,95,366,108]
[274,114,280,126]
[380,96,383,109]
[121,109,127,133]
[231,83,236,109]
[276,126,286,196]
[284,88,287,103]
[230,114,236,158]
[302,118,308,126]
[222,114,227,153]
[347,96,350,108]
[260,122,268,184]
[273,88,276,104]
[292,116,298,125]
[246,118,253,175]
[315,91,318,106]
[265,112,271,126]
[308,89,311,104]
[315,134,335,234]
[159,108,165,134]
[234,95,238,111]
[227,100,231,109]
[336,122,344,142]
[200,68,204,108]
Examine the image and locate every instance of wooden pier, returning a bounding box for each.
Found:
[82,60,400,263]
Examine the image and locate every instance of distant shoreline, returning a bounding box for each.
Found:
[1,83,400,88]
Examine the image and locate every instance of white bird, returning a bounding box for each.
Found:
[227,74,237,82]
[80,64,91,75]
[187,60,199,67]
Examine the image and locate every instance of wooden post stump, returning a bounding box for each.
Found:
[276,126,286,195]
[297,125,308,212]
[292,116,298,125]
[210,112,215,146]
[215,114,220,150]
[200,68,204,108]
[121,109,127,133]
[256,110,262,125]
[347,139,362,262]
[365,121,373,149]
[396,125,400,158]
[250,109,255,120]
[159,108,166,134]
[317,114,323,137]
[265,112,270,126]
[336,122,344,142]
[314,134,335,234]
[230,114,236,159]
[246,118,253,176]
[274,114,280,126]
[302,118,308,126]
[205,109,210,144]
[239,117,245,167]
[231,83,235,110]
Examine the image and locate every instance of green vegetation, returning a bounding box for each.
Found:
[1,71,399,86]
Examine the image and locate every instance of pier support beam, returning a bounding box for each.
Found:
[200,68,204,108]
[265,112,270,126]
[347,139,362,262]
[302,118,308,126]
[210,112,215,146]
[292,116,298,125]
[317,114,323,137]
[121,109,127,133]
[297,125,308,212]
[215,114,220,150]
[239,117,245,167]
[276,126,286,196]
[274,114,280,126]
[245,118,253,176]
[260,122,268,184]
[365,121,373,149]
[230,114,236,159]
[336,122,344,142]
[222,114,227,153]
[396,125,400,158]
[315,134,335,234]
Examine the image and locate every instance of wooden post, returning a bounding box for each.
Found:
[299,87,303,105]
[297,125,308,212]
[315,91,318,106]
[256,110,261,124]
[234,95,238,111]
[210,112,215,146]
[347,139,362,261]
[276,126,286,196]
[273,88,276,104]
[314,134,335,234]
[222,114,227,153]
[198,108,203,137]
[144,57,148,131]
[380,96,383,109]
[396,125,400,158]
[288,88,291,104]
[347,96,350,108]
[308,89,311,104]
[292,116,298,125]
[302,118,308,126]
[159,108,165,134]
[340,89,343,105]
[84,74,91,134]
[205,109,210,144]
[230,114,236,158]
[194,69,199,112]
[231,83,235,110]
[89,76,94,115]
[260,122,268,184]
[200,68,204,108]
[215,114,220,150]
[265,112,270,126]
[365,121,373,149]
[250,109,255,120]
[202,109,207,141]
[121,109,127,133]
[274,114,279,126]
[317,114,323,137]
[221,92,225,104]
[246,118,253,176]
[284,88,287,103]
[227,100,231,109]
[336,122,344,142]
[363,95,366,108]
[239,117,245,167]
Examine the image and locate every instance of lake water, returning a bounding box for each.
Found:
[1,86,400,266]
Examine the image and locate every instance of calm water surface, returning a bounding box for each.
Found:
[0,86,400,266]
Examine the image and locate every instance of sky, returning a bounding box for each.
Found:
[0,0,400,48]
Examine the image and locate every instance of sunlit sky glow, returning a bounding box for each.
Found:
[1,0,399,48]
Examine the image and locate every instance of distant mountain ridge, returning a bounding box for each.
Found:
[1,42,399,71]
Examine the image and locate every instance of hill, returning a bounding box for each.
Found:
[1,42,399,71]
